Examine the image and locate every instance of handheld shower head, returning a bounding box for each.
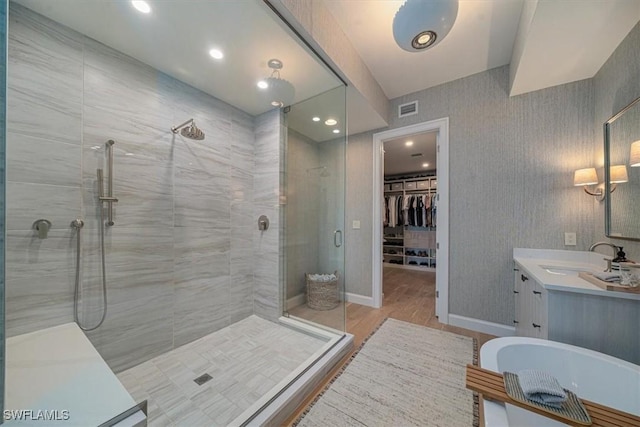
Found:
[171,118,205,140]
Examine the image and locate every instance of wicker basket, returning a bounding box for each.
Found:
[306,271,339,310]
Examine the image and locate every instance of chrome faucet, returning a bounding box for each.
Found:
[589,241,620,272]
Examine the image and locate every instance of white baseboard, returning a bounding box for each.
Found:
[345,292,375,307]
[448,314,515,337]
[289,292,376,309]
[286,293,306,310]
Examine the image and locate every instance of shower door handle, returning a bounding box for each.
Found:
[334,230,343,248]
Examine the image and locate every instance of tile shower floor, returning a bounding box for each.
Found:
[117,315,325,426]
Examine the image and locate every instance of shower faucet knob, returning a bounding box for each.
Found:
[32,219,52,239]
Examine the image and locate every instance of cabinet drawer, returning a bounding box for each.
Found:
[430,179,437,189]
[391,183,403,191]
[417,180,429,189]
[384,184,391,191]
[405,181,417,190]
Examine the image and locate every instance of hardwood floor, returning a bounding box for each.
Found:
[282,267,495,425]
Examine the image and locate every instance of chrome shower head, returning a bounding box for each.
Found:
[171,118,205,140]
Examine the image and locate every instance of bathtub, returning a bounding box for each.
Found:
[480,337,640,426]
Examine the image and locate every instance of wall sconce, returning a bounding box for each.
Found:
[630,140,640,167]
[574,165,628,201]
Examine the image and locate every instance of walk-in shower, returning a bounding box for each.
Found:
[2,1,349,425]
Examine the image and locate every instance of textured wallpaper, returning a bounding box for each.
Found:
[593,21,640,259]
[359,66,597,326]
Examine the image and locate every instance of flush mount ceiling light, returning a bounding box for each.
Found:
[131,0,151,14]
[325,119,337,126]
[260,59,295,109]
[208,49,224,60]
[393,0,459,52]
[405,141,414,147]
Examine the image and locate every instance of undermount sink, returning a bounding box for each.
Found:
[540,265,593,276]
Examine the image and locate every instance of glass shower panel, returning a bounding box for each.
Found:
[283,86,346,333]
[0,0,6,416]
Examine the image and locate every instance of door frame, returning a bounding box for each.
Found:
[372,118,449,322]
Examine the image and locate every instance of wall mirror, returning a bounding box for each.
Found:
[605,95,640,241]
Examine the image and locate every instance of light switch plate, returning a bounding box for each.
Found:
[352,220,361,229]
[564,232,577,246]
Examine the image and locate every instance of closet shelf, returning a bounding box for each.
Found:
[383,175,437,271]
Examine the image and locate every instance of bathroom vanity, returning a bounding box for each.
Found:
[513,248,640,364]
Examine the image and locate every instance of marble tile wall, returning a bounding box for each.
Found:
[5,4,264,372]
[253,110,283,322]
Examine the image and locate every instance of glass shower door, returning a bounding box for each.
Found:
[283,86,346,333]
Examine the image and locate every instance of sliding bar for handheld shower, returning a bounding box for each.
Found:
[98,140,118,226]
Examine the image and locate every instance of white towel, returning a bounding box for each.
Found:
[307,274,336,282]
[593,272,620,282]
[517,369,567,408]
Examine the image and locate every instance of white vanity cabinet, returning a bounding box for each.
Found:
[513,251,640,364]
[513,267,548,339]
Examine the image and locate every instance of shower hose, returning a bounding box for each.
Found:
[72,205,108,331]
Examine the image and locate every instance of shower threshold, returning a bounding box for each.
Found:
[232,317,353,426]
[117,315,352,426]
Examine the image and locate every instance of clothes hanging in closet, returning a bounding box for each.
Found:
[384,193,437,228]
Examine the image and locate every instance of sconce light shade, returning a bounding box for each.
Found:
[610,164,628,183]
[574,168,598,186]
[630,140,640,167]
[393,0,459,52]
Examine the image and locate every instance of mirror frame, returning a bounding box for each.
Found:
[604,95,640,241]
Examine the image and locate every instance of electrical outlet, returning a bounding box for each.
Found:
[564,232,577,246]
[352,220,361,229]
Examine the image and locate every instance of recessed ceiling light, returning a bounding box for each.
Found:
[325,119,337,126]
[312,117,320,122]
[405,141,414,147]
[422,163,429,168]
[271,101,284,108]
[333,129,340,134]
[209,49,224,60]
[131,0,151,14]
[257,80,268,89]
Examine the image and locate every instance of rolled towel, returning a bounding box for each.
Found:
[592,272,620,282]
[517,369,567,408]
[307,273,337,282]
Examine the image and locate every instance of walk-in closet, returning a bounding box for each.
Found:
[383,131,438,272]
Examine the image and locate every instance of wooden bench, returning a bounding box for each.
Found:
[466,364,640,427]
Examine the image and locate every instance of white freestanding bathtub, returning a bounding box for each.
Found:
[480,337,640,426]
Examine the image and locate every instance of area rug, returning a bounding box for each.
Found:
[293,318,478,427]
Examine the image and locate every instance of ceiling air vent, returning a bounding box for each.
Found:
[411,153,423,157]
[398,101,418,118]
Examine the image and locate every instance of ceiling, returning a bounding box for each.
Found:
[384,131,437,176]
[13,0,640,141]
[323,0,524,99]
[14,0,343,122]
[323,0,640,101]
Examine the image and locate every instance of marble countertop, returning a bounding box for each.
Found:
[513,248,640,301]
[5,323,144,426]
